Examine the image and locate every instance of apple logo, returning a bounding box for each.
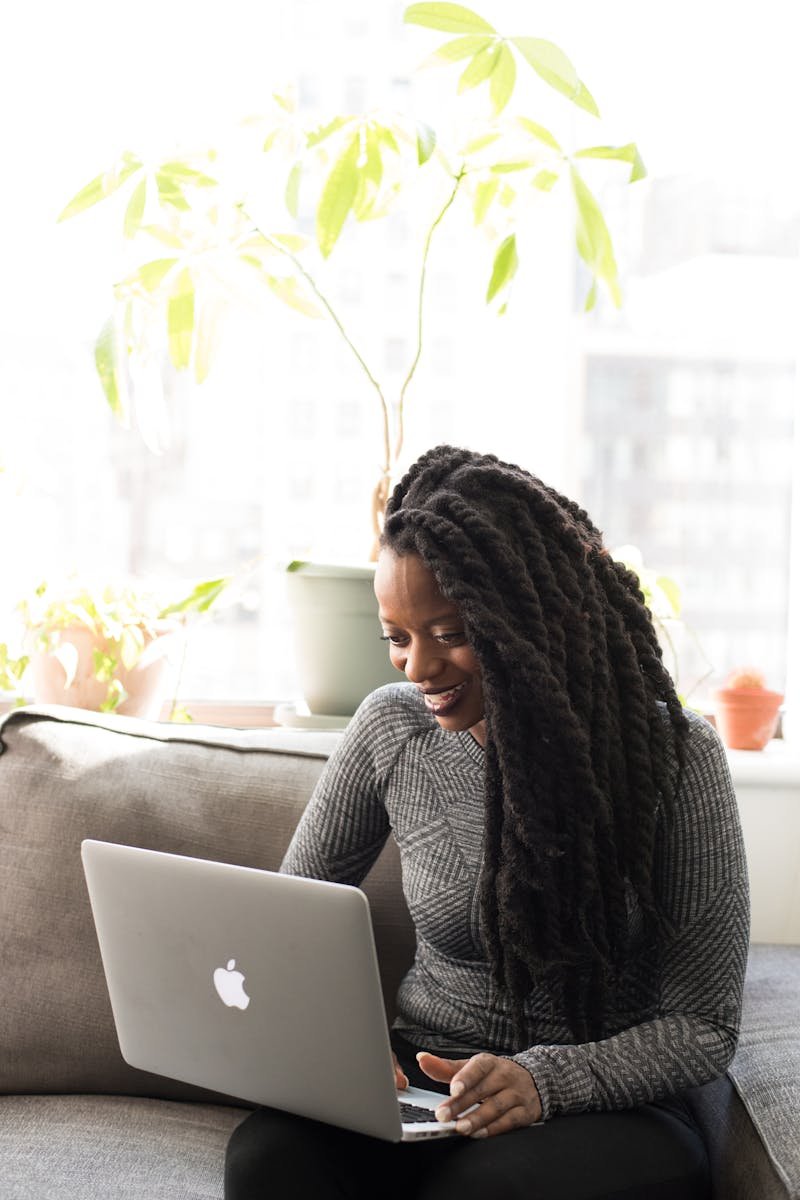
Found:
[213,958,250,1010]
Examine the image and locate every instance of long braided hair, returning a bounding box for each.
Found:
[381,445,688,1045]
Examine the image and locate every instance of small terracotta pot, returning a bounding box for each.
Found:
[28,624,177,719]
[713,687,783,751]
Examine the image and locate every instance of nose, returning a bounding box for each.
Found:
[399,639,445,685]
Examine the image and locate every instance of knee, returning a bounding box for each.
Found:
[225,1109,307,1199]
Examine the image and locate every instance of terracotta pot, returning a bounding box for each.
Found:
[713,687,783,751]
[28,624,177,719]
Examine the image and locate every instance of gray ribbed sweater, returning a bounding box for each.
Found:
[281,683,749,1120]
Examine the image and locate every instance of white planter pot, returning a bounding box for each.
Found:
[286,563,399,717]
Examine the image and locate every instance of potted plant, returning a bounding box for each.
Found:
[613,545,714,709]
[57,2,645,719]
[713,668,784,751]
[0,576,229,720]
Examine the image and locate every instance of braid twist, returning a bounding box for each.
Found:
[381,446,688,1044]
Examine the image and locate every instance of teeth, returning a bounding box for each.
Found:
[427,683,465,709]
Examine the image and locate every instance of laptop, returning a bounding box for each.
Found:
[81,839,464,1141]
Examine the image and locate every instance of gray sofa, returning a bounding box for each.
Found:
[1,705,798,1200]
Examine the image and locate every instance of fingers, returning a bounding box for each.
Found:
[415,1051,466,1085]
[433,1053,542,1137]
[391,1052,408,1091]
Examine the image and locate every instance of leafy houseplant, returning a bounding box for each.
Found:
[56,3,645,719]
[713,667,784,751]
[59,1,645,557]
[0,577,229,720]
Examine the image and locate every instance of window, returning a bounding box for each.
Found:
[1,0,797,714]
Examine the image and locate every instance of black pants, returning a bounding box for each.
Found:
[225,1035,711,1200]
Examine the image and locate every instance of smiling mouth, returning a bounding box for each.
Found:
[420,682,467,714]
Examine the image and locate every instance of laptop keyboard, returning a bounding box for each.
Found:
[399,1100,439,1124]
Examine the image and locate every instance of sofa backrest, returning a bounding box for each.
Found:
[0,705,415,1104]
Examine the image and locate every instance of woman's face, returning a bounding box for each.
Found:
[374,549,486,745]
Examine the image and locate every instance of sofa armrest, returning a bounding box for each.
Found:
[688,944,800,1200]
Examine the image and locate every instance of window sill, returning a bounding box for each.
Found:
[156,700,281,728]
[725,738,800,788]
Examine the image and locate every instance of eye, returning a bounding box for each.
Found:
[380,633,408,647]
[435,632,467,646]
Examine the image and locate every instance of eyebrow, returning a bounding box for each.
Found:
[379,612,463,628]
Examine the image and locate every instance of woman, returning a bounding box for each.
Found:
[226,445,748,1199]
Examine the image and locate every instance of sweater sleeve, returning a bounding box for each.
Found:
[280,683,422,885]
[512,714,750,1120]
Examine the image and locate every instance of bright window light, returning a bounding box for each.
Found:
[1,0,797,711]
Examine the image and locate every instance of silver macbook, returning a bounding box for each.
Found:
[81,839,461,1141]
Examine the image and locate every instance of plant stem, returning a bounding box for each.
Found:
[241,213,392,481]
[395,167,466,464]
[168,622,190,721]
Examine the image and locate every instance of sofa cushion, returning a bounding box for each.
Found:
[0,705,415,1102]
[1,1094,246,1199]
[726,943,800,1199]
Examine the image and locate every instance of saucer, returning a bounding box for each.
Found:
[273,702,350,731]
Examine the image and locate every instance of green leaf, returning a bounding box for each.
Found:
[285,161,302,217]
[0,643,28,691]
[159,576,232,618]
[498,182,516,207]
[532,168,559,192]
[570,167,621,305]
[94,317,124,417]
[100,678,126,713]
[489,43,516,114]
[132,257,179,293]
[574,142,646,182]
[155,171,191,211]
[306,115,351,149]
[486,232,518,304]
[69,175,109,216]
[168,702,194,723]
[416,121,437,165]
[655,575,682,618]
[458,43,499,92]
[119,624,145,670]
[58,154,142,221]
[92,648,118,684]
[584,279,598,312]
[376,125,400,155]
[404,2,495,33]
[286,560,310,573]
[192,298,218,384]
[473,176,499,224]
[573,80,600,117]
[167,268,195,368]
[266,274,323,317]
[511,36,598,114]
[422,33,493,64]
[271,232,310,253]
[123,177,147,238]
[316,135,360,257]
[461,131,501,155]
[272,88,296,114]
[352,129,384,220]
[158,161,217,187]
[515,117,562,152]
[489,160,536,174]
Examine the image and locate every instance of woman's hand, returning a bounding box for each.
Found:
[417,1051,542,1138]
[392,1052,409,1091]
